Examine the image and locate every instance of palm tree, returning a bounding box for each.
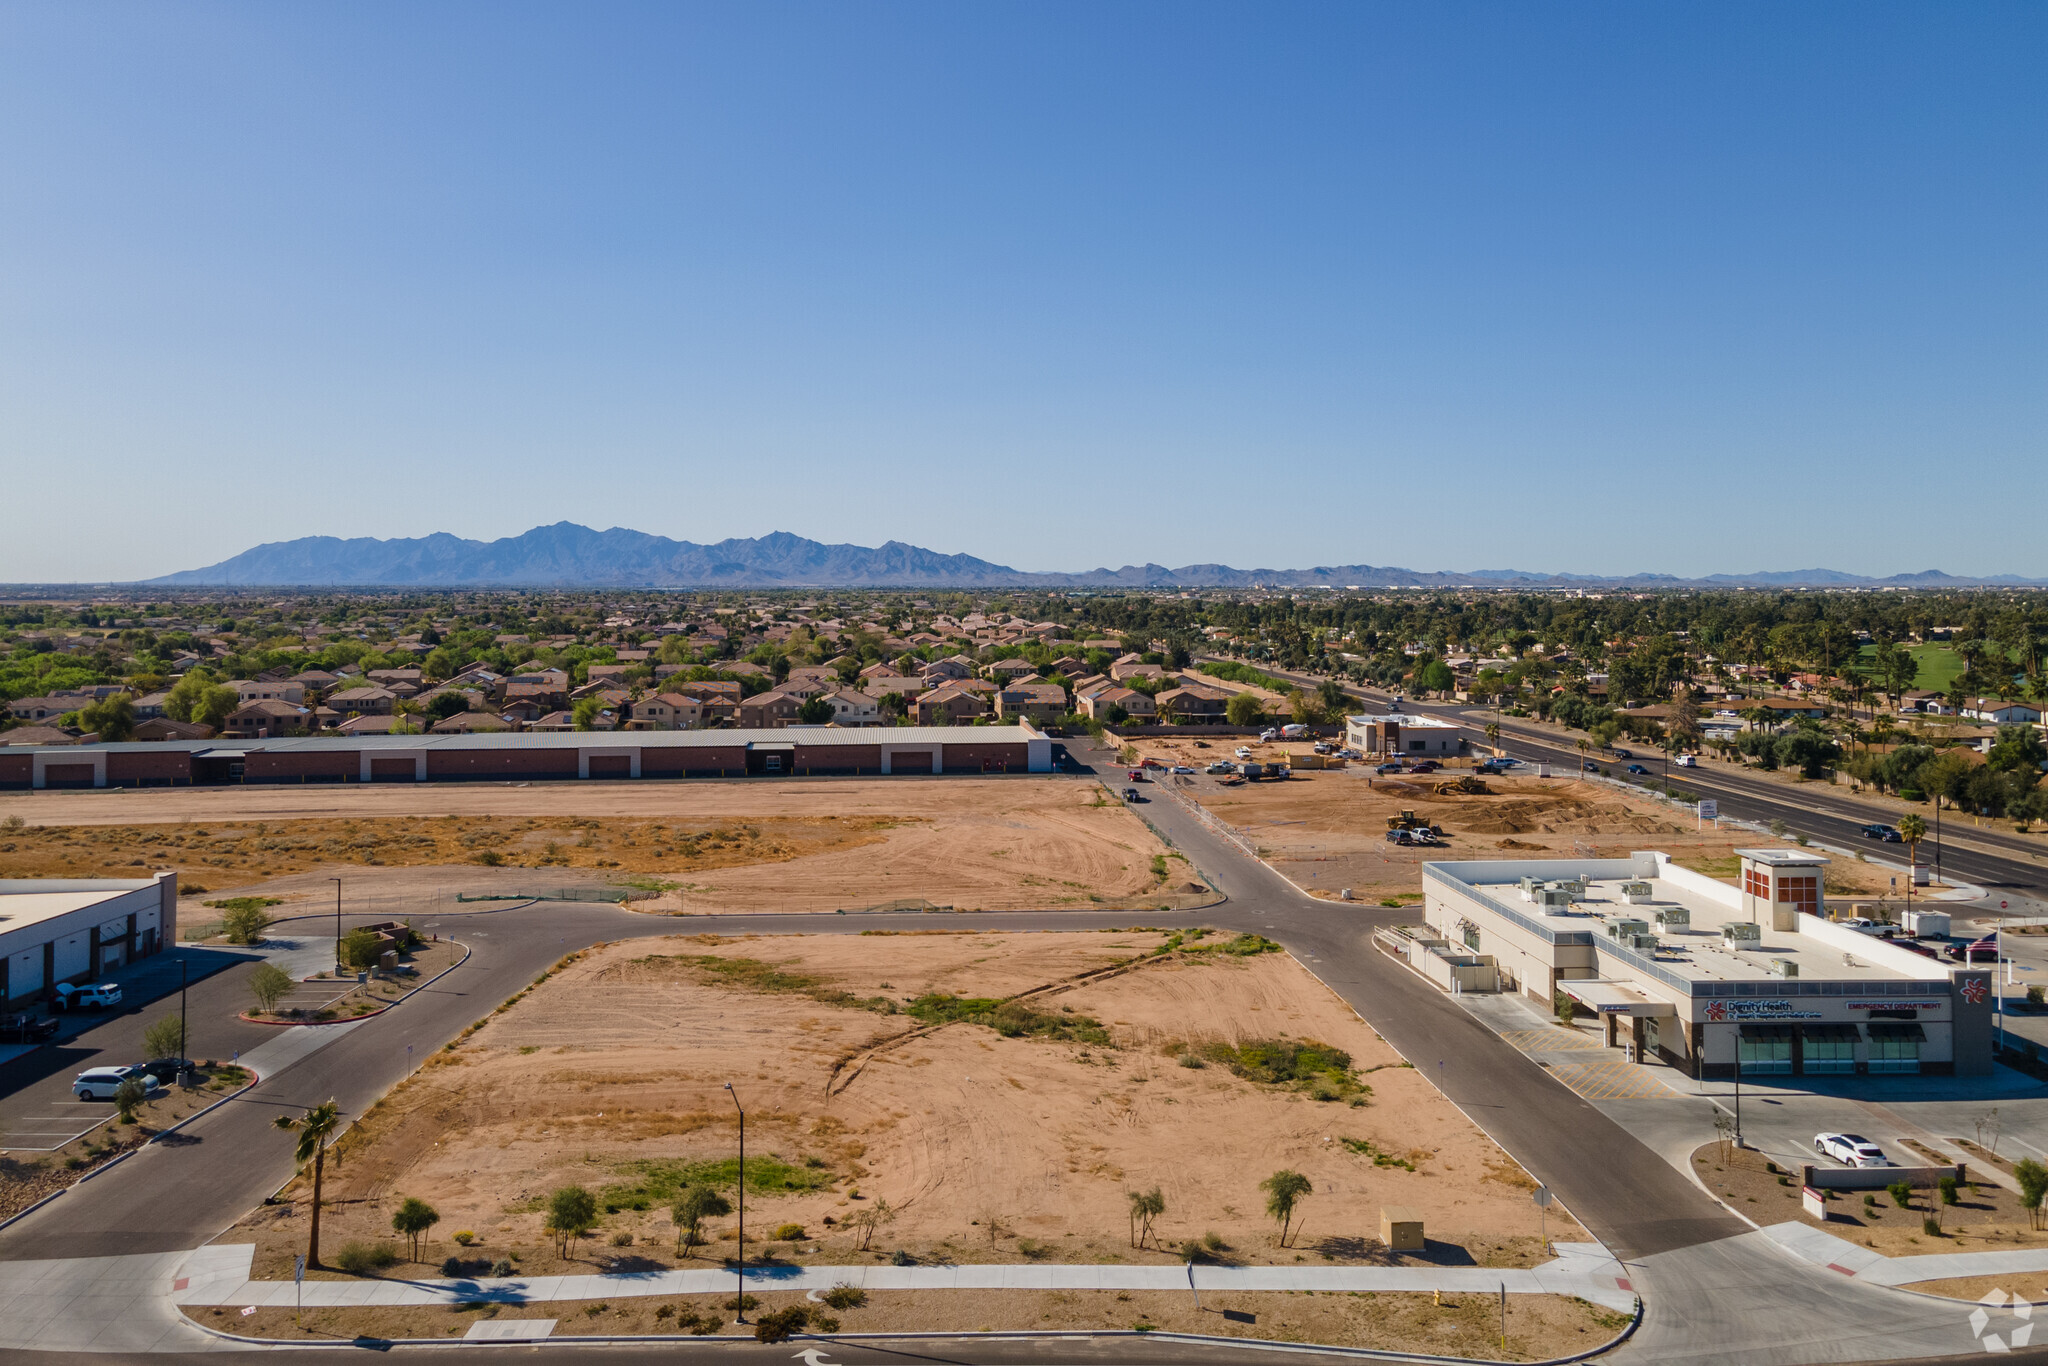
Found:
[274,1100,343,1267]
[1261,1169,1313,1248]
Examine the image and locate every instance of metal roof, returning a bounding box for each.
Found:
[1,725,1042,758]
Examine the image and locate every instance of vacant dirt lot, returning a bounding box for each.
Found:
[227,931,1582,1294]
[1122,738,1907,904]
[0,778,1203,913]
[218,1286,1626,1358]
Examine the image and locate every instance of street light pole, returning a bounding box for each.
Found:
[724,1082,746,1323]
[1732,1029,1743,1148]
[179,958,188,1075]
[330,877,343,972]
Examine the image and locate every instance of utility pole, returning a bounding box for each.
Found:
[179,958,189,1080]
[330,876,343,972]
[724,1082,746,1323]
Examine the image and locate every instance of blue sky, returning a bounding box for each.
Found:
[3,3,2043,582]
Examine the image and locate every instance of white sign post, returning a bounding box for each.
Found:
[1698,799,1718,830]
[1532,1185,1553,1253]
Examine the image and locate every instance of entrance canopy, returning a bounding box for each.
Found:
[1561,980,1676,1017]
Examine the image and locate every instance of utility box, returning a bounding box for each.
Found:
[379,950,399,971]
[1380,1206,1425,1252]
[1621,881,1655,904]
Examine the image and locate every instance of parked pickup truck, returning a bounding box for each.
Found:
[0,1013,59,1044]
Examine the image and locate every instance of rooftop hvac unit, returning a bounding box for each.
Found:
[1721,921,1762,947]
[1768,957,1799,978]
[1625,933,1660,953]
[1654,907,1691,928]
[1622,881,1655,904]
[1606,918,1650,940]
[1537,888,1573,909]
[1558,878,1587,895]
[1519,876,1542,901]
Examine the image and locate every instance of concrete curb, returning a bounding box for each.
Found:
[179,1303,1643,1363]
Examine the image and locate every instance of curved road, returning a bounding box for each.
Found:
[3,747,2039,1363]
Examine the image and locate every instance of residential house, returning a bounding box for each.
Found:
[134,717,214,741]
[627,693,703,731]
[0,725,80,746]
[333,714,409,735]
[6,695,87,724]
[222,699,315,738]
[1108,654,1165,683]
[1050,656,1089,677]
[1079,686,1155,721]
[986,658,1040,682]
[818,688,881,727]
[367,669,423,689]
[860,673,924,699]
[921,658,972,684]
[913,685,989,726]
[1153,684,1230,723]
[499,697,546,725]
[231,679,306,704]
[430,711,515,733]
[994,682,1067,724]
[529,710,578,732]
[1964,698,2043,726]
[586,664,632,686]
[786,665,840,688]
[131,691,172,721]
[326,686,397,717]
[736,689,806,729]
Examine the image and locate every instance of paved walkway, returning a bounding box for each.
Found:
[1763,1219,2048,1288]
[167,1240,1640,1314]
[0,1251,230,1354]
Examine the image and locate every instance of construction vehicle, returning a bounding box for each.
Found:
[1432,775,1491,795]
[1385,809,1444,837]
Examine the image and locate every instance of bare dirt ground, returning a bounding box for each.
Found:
[224,931,1584,1303]
[217,1286,1627,1358]
[1121,737,1908,904]
[0,778,1206,913]
[1896,1272,2048,1303]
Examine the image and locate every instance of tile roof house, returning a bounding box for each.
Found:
[994,682,1067,724]
[1079,686,1155,720]
[818,688,881,727]
[737,689,806,729]
[430,710,516,733]
[222,699,316,738]
[134,717,215,741]
[626,693,703,731]
[1963,698,2043,725]
[913,685,989,726]
[326,686,397,717]
[1154,684,1230,722]
[232,679,306,704]
[986,658,1040,681]
[0,725,81,747]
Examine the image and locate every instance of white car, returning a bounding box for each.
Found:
[1675,754,1698,767]
[1814,1133,1890,1168]
[1170,764,1195,775]
[1234,746,1253,759]
[54,982,123,1011]
[1205,761,1236,775]
[74,1065,159,1101]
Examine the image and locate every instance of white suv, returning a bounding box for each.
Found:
[74,1066,159,1101]
[1814,1132,1890,1167]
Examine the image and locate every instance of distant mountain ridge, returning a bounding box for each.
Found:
[141,524,2048,589]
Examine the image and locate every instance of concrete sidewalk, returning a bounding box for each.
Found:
[0,1250,232,1354]
[169,1240,1640,1314]
[1763,1218,2048,1288]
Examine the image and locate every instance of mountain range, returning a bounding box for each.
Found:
[141,524,2048,590]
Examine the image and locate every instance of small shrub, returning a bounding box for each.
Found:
[722,1293,760,1312]
[453,1230,476,1246]
[473,850,505,866]
[2030,986,2045,1007]
[654,1305,675,1321]
[610,1232,634,1247]
[1939,1176,1959,1206]
[488,1258,513,1277]
[1863,1193,1877,1210]
[753,1306,811,1343]
[1923,1217,1942,1237]
[334,1242,400,1275]
[891,1249,915,1266]
[1888,1181,1913,1209]
[1203,1230,1228,1251]
[822,1284,867,1310]
[584,1302,608,1317]
[1177,1053,1204,1069]
[772,1223,806,1241]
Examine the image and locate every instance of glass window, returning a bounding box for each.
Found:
[1738,1033,1792,1074]
[1804,1035,1856,1075]
[1868,1034,1920,1074]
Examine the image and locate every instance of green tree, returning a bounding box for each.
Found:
[1261,1169,1313,1247]
[797,695,835,725]
[77,693,136,741]
[1416,660,1455,696]
[274,1100,344,1267]
[391,1196,441,1261]
[339,927,383,972]
[1225,692,1263,726]
[1316,677,1350,718]
[572,697,602,731]
[221,901,272,944]
[671,1185,732,1255]
[142,1015,186,1062]
[1988,725,2048,775]
[2017,1159,2048,1231]
[248,961,294,1013]
[1127,1186,1165,1248]
[546,1185,599,1257]
[113,1075,148,1123]
[426,691,471,722]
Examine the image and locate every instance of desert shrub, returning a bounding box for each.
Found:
[690,1316,723,1335]
[489,1258,513,1277]
[822,1284,867,1310]
[891,1249,915,1266]
[1887,1181,1913,1209]
[441,1256,492,1277]
[771,1223,805,1241]
[113,1076,148,1122]
[1924,1217,1942,1237]
[722,1293,760,1311]
[1203,1230,1228,1251]
[247,962,294,1013]
[473,850,505,866]
[453,1230,475,1246]
[334,1242,399,1275]
[903,992,1111,1043]
[610,1231,634,1247]
[1939,1176,1959,1206]
[1177,1052,1204,1069]
[752,1306,811,1343]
